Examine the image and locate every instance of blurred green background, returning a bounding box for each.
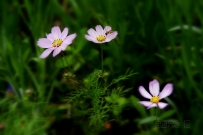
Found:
[0,0,202,134]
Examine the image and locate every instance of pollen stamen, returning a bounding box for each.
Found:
[96,35,106,42]
[52,39,63,47]
[150,96,160,103]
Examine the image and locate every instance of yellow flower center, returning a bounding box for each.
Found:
[52,39,63,47]
[150,96,160,103]
[96,35,106,42]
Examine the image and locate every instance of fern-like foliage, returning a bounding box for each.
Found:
[66,69,137,133]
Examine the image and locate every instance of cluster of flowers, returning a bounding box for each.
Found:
[37,25,118,58]
[37,25,173,110]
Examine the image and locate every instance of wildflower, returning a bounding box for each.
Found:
[7,85,12,92]
[85,25,118,43]
[6,85,14,97]
[138,79,173,109]
[37,26,76,58]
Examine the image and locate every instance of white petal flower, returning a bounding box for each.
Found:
[138,79,173,109]
[37,26,77,58]
[85,25,118,44]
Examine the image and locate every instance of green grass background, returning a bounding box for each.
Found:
[0,0,202,134]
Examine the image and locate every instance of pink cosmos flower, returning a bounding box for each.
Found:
[37,26,76,58]
[138,79,173,109]
[85,25,118,43]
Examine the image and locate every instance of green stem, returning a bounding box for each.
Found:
[61,51,73,72]
[100,45,103,71]
[155,107,158,121]
[60,55,65,70]
[61,51,79,89]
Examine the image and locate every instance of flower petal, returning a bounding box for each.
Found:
[51,26,58,33]
[60,43,71,51]
[53,47,62,57]
[63,33,77,44]
[104,26,112,32]
[85,35,98,43]
[95,25,105,35]
[87,28,97,38]
[40,48,54,58]
[46,34,55,42]
[51,26,61,39]
[157,102,168,109]
[105,32,118,42]
[149,79,160,96]
[147,103,157,109]
[61,28,68,40]
[159,84,173,99]
[85,35,94,41]
[139,86,152,99]
[138,101,153,107]
[37,38,52,48]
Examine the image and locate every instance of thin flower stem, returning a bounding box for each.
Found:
[61,51,79,89]
[61,51,72,72]
[155,107,158,121]
[155,107,160,135]
[100,45,104,71]
[60,55,66,73]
